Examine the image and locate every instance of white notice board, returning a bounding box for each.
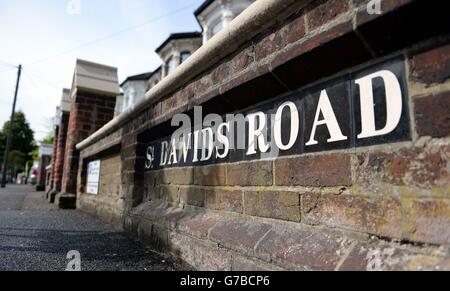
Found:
[86,160,101,195]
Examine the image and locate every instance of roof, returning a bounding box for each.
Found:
[194,0,215,17]
[71,59,120,96]
[120,67,161,87]
[60,88,71,112]
[155,32,202,54]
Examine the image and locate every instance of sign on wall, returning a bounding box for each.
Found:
[86,160,101,195]
[144,57,411,172]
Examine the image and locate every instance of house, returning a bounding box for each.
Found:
[116,67,161,116]
[116,0,255,116]
[195,0,255,44]
[156,32,202,78]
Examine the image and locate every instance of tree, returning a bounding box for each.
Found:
[8,150,26,174]
[40,133,54,145]
[0,112,36,174]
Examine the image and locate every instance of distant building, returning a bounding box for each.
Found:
[115,0,254,117]
[36,144,53,192]
[48,59,119,208]
[195,0,255,44]
[156,32,202,78]
[116,67,161,116]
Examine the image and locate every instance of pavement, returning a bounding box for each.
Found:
[0,185,189,271]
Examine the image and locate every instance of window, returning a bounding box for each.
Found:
[211,21,223,37]
[165,56,177,76]
[125,88,136,109]
[115,95,124,116]
[180,51,191,64]
[123,94,129,111]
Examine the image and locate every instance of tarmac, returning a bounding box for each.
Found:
[0,185,189,271]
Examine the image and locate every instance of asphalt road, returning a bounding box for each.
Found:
[0,185,188,271]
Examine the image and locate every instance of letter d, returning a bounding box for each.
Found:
[356,70,403,139]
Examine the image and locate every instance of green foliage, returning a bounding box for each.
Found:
[8,150,26,173]
[40,133,54,145]
[0,111,36,174]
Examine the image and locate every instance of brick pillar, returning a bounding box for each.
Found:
[37,155,51,191]
[49,125,59,191]
[53,112,70,192]
[59,91,115,208]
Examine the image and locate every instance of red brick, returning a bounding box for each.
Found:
[194,165,226,186]
[270,21,354,73]
[338,242,447,271]
[337,243,369,271]
[414,92,450,138]
[306,0,349,31]
[158,168,195,186]
[227,161,273,186]
[176,212,221,240]
[209,219,272,256]
[232,45,255,72]
[140,201,183,229]
[212,60,233,86]
[148,102,161,119]
[254,32,284,62]
[405,199,450,245]
[410,44,450,85]
[53,113,70,192]
[255,15,305,62]
[255,226,354,271]
[285,14,306,44]
[194,73,213,98]
[302,193,403,239]
[170,233,232,271]
[178,83,194,104]
[275,154,352,187]
[205,189,243,214]
[179,187,205,207]
[244,191,300,222]
[355,146,449,189]
[160,186,179,204]
[143,184,160,202]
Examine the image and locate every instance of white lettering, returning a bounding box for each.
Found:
[306,90,348,146]
[167,139,178,165]
[247,112,269,155]
[192,130,200,163]
[180,133,191,163]
[160,141,169,166]
[274,101,300,150]
[216,122,230,159]
[356,70,403,139]
[201,128,214,161]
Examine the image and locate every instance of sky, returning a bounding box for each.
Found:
[0,0,204,142]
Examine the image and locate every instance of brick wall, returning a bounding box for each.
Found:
[77,0,450,270]
[78,154,124,226]
[49,125,59,191]
[53,113,69,193]
[61,92,115,196]
[37,155,51,190]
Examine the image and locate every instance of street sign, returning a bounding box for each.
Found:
[143,57,410,172]
[86,160,101,195]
